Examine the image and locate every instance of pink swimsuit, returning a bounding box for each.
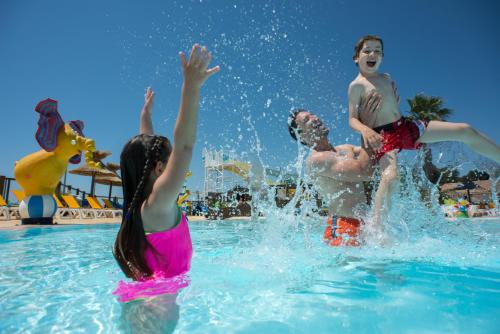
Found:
[113,213,193,302]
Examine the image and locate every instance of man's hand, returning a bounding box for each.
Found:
[361,127,383,151]
[358,90,382,118]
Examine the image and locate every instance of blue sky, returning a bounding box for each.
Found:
[1,0,499,198]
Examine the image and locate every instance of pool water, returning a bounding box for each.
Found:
[0,219,499,333]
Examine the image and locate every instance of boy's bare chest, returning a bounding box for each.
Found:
[362,77,393,97]
[359,76,400,126]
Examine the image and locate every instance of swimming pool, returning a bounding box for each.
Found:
[1,219,499,333]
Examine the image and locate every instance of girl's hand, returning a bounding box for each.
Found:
[179,44,220,89]
[143,87,155,114]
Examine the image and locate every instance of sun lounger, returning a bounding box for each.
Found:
[1,195,13,220]
[0,202,8,221]
[102,198,123,218]
[86,196,109,218]
[0,194,20,220]
[52,194,78,219]
[61,194,95,219]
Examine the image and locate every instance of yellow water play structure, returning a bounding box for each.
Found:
[13,98,101,224]
[177,171,192,206]
[222,160,252,181]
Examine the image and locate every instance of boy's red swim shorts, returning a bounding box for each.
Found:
[374,117,428,161]
[324,216,361,247]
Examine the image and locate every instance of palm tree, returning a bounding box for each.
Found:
[407,94,453,122]
[406,94,453,184]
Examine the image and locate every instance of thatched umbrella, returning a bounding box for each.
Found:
[68,150,118,196]
[95,174,122,200]
[93,150,112,162]
[69,165,116,196]
[105,162,121,174]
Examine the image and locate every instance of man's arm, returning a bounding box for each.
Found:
[309,148,373,182]
[348,83,369,133]
[353,144,376,165]
[348,82,383,151]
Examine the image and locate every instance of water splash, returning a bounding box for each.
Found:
[111,0,500,271]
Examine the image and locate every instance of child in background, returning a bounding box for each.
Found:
[113,44,219,302]
[347,35,500,232]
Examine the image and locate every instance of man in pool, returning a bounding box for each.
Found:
[288,109,375,246]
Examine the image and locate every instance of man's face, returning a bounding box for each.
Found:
[356,39,383,74]
[295,111,329,147]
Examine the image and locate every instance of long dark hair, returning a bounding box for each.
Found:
[113,134,172,280]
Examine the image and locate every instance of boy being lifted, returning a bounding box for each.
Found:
[348,35,500,231]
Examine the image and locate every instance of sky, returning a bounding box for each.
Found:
[1,0,499,199]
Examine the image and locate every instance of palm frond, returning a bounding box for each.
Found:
[406,94,453,122]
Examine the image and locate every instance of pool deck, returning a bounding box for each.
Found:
[0,217,120,230]
[0,215,213,230]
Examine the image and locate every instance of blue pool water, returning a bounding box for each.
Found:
[0,219,499,333]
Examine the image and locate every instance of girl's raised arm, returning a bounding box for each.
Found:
[140,87,154,135]
[143,44,219,230]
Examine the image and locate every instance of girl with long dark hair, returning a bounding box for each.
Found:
[113,44,219,302]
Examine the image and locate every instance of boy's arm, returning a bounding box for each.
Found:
[348,83,383,151]
[140,87,154,135]
[391,80,400,105]
[145,45,219,227]
[383,73,400,105]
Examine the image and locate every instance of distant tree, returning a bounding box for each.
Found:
[439,169,461,184]
[407,94,453,122]
[462,169,490,181]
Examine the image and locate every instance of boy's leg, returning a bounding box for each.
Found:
[418,120,500,163]
[372,151,399,230]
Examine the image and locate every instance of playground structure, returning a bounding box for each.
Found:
[203,148,318,219]
[203,149,239,196]
[203,148,298,198]
[177,171,192,208]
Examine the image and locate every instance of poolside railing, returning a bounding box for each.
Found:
[0,175,123,208]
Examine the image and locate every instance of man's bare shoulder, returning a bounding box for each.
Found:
[335,144,356,151]
[307,150,338,167]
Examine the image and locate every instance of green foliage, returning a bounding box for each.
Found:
[435,168,489,185]
[438,168,461,184]
[405,94,492,204]
[406,94,453,122]
[461,169,490,182]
